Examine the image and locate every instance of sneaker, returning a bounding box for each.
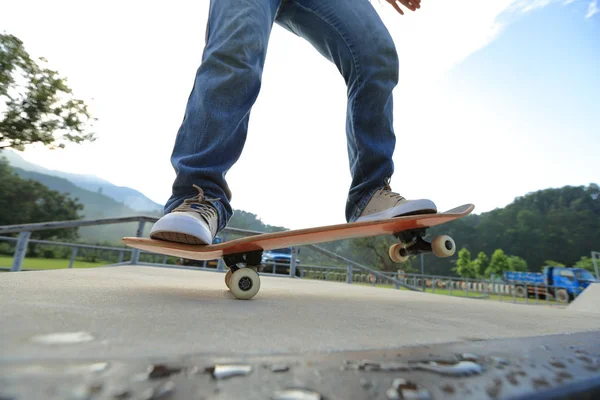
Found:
[150,185,219,245]
[355,184,437,223]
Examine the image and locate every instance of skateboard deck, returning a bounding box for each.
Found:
[122,204,474,262]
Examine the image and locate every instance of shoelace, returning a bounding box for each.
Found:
[173,184,219,221]
[379,183,406,202]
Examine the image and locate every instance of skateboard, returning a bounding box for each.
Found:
[122,204,474,300]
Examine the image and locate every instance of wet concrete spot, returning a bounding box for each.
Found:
[555,371,573,384]
[147,364,183,380]
[31,331,94,345]
[577,355,593,364]
[205,364,252,380]
[416,361,483,377]
[459,353,479,362]
[270,364,290,373]
[505,372,519,385]
[490,357,509,367]
[441,384,455,394]
[532,377,551,390]
[343,360,410,372]
[386,378,431,400]
[344,359,482,376]
[360,378,374,390]
[485,378,503,399]
[272,388,322,400]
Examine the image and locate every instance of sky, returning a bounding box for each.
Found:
[0,0,598,230]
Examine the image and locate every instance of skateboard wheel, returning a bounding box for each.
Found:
[432,235,455,257]
[230,268,261,300]
[225,269,232,289]
[389,243,409,263]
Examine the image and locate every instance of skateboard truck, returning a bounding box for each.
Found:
[223,250,263,271]
[389,228,455,262]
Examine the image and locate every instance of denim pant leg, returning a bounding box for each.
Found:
[276,0,399,222]
[165,0,284,233]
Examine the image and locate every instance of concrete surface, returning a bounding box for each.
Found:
[2,266,600,361]
[569,283,600,314]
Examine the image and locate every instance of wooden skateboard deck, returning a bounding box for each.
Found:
[122,204,474,262]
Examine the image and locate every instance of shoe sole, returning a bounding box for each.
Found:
[150,213,213,245]
[150,231,208,245]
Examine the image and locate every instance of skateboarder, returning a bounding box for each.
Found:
[150,0,436,245]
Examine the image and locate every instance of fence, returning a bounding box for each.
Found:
[1,216,596,306]
[0,216,419,292]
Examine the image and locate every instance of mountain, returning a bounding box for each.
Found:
[8,166,160,244]
[2,150,162,213]
[417,184,600,275]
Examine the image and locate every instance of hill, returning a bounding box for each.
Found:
[420,184,600,275]
[10,166,160,244]
[2,150,162,213]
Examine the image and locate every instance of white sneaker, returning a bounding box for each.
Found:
[150,185,219,245]
[355,184,437,222]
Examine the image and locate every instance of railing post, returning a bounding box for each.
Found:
[217,232,228,272]
[11,231,31,272]
[290,247,298,278]
[68,247,79,268]
[131,220,146,265]
[346,264,353,284]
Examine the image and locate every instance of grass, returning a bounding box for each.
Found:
[0,256,107,270]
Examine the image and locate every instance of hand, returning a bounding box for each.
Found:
[385,0,421,15]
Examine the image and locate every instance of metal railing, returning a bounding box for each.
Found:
[0,215,419,291]
[1,216,596,306]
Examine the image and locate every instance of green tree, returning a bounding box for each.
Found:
[351,236,415,272]
[452,247,479,278]
[545,260,565,267]
[0,158,83,241]
[0,32,95,150]
[485,249,510,278]
[473,251,488,276]
[575,256,596,273]
[507,255,528,272]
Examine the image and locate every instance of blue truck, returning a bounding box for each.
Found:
[503,266,597,303]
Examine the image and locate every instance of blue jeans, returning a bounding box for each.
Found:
[165,0,399,233]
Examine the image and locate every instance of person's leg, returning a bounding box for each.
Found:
[275,0,435,222]
[153,0,285,243]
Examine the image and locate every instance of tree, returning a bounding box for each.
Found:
[351,236,415,272]
[507,255,528,272]
[485,249,510,278]
[575,256,596,273]
[453,248,479,278]
[0,158,83,241]
[545,260,565,267]
[473,251,488,276]
[0,32,95,150]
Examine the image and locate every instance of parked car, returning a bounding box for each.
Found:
[260,247,301,276]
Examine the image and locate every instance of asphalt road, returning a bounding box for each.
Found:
[2,266,600,361]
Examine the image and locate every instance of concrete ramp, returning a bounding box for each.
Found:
[568,283,600,314]
[2,266,600,361]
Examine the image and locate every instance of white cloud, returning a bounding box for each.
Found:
[518,0,554,12]
[586,0,599,18]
